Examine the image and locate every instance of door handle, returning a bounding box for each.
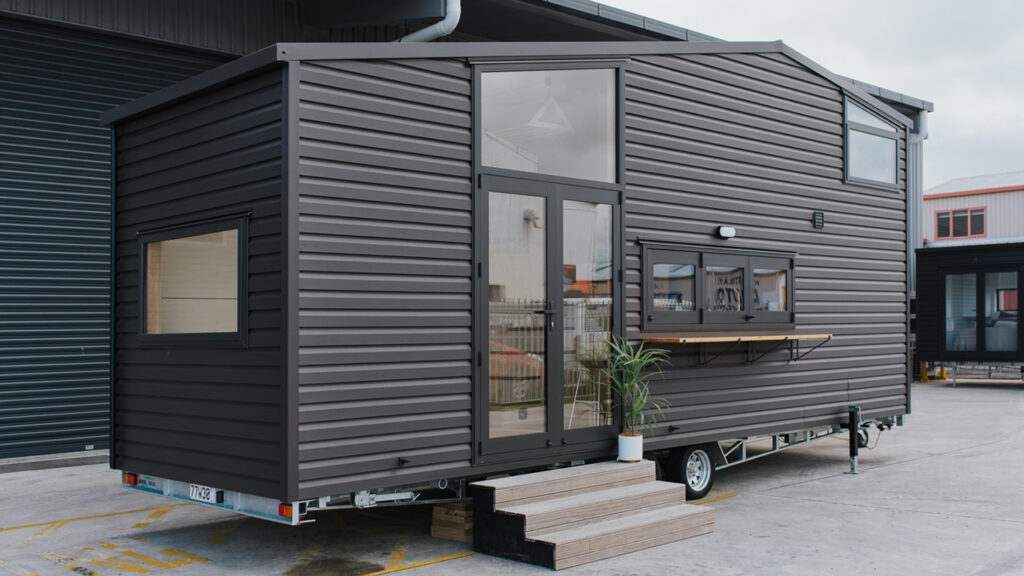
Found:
[533,309,556,331]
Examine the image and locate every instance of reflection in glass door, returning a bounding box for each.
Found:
[562,200,613,430]
[488,191,548,439]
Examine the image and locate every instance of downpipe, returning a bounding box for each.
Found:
[398,0,462,42]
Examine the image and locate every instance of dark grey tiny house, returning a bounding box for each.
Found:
[104,40,912,522]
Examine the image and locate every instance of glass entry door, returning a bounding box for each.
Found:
[479,176,619,460]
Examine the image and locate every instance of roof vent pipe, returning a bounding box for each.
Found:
[398,0,461,42]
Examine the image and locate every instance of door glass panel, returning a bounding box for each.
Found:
[985,272,1017,351]
[481,68,615,182]
[945,273,976,351]
[562,200,613,430]
[488,192,547,438]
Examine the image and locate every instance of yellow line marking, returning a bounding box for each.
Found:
[130,506,178,530]
[0,504,192,534]
[692,492,737,505]
[384,537,408,570]
[205,529,234,545]
[361,551,477,576]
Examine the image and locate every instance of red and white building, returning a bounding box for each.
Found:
[923,170,1024,243]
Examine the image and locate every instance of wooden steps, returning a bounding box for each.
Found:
[471,460,714,570]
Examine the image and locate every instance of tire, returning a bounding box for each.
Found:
[857,428,870,448]
[668,445,716,500]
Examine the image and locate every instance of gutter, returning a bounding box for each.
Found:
[398,0,462,42]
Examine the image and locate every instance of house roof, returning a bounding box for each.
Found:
[101,40,914,127]
[924,169,1024,199]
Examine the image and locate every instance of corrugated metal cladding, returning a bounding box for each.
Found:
[295,58,474,498]
[0,18,225,458]
[0,0,316,55]
[113,68,286,498]
[623,52,909,449]
[922,190,1024,243]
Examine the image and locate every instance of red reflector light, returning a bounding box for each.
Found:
[124,473,138,485]
[278,503,293,517]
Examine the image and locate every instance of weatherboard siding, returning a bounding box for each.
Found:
[294,58,474,498]
[113,68,286,498]
[623,52,908,450]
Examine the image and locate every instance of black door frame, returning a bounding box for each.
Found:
[473,173,624,464]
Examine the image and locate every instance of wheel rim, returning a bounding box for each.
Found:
[685,450,711,492]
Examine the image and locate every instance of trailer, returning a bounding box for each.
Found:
[102,39,916,525]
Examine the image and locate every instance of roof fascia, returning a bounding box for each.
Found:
[100,44,281,126]
[776,43,914,127]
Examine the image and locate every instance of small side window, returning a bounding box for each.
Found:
[140,217,247,345]
[645,249,699,326]
[845,99,898,188]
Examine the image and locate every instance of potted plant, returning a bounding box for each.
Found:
[604,337,670,462]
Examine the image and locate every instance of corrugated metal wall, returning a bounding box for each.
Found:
[112,68,286,498]
[622,52,908,449]
[922,190,1024,243]
[295,58,474,498]
[0,18,225,458]
[0,0,317,55]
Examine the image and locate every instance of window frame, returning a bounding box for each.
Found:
[138,215,249,347]
[844,97,899,190]
[934,207,986,240]
[940,268,1021,359]
[641,243,795,331]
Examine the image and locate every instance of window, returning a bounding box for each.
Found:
[140,217,247,344]
[943,271,1018,354]
[480,67,616,183]
[845,99,898,188]
[643,245,794,329]
[935,208,985,239]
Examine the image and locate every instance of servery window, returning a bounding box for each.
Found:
[643,245,794,329]
[935,208,985,239]
[845,99,898,188]
[480,67,616,183]
[140,217,247,343]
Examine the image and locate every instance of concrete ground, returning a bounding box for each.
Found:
[2,381,1023,576]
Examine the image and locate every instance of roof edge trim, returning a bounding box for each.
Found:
[101,44,282,126]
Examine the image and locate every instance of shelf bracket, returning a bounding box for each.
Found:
[747,337,790,363]
[699,339,742,366]
[790,335,831,361]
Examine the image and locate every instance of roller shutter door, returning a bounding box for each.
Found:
[0,17,226,458]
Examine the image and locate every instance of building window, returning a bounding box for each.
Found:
[943,271,1018,354]
[845,99,898,188]
[643,245,794,329]
[935,208,985,239]
[140,217,247,344]
[480,67,616,183]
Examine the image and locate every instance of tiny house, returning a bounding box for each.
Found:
[916,239,1023,363]
[104,40,913,523]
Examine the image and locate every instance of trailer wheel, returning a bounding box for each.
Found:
[668,445,715,500]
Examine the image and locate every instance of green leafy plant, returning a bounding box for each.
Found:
[604,337,671,436]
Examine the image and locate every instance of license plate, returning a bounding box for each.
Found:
[189,483,217,504]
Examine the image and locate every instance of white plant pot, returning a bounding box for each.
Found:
[618,433,643,462]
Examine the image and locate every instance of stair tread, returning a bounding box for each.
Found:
[531,503,713,545]
[472,460,653,491]
[500,481,683,519]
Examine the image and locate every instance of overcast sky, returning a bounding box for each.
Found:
[601,0,1024,190]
